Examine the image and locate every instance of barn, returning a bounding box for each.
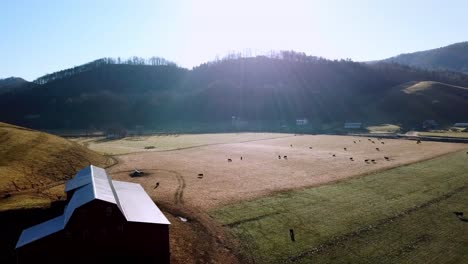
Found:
[15,165,170,264]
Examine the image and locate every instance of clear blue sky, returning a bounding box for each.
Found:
[2,0,467,81]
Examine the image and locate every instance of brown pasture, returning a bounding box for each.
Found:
[108,135,467,211]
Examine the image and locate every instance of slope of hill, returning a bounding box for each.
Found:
[381,42,468,74]
[0,122,110,211]
[0,77,30,94]
[372,81,468,124]
[1,54,468,131]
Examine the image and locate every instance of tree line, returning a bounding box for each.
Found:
[34,56,177,85]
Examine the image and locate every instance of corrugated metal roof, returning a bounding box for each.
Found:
[15,215,65,248]
[112,180,170,225]
[16,165,169,249]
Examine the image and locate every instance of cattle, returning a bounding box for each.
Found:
[240,156,243,160]
[228,158,232,162]
[376,148,380,151]
[384,156,389,160]
[309,147,313,149]
[332,154,336,157]
[365,159,370,162]
[290,144,293,147]
[278,155,281,159]
[197,173,204,179]
[349,157,354,161]
[284,155,288,159]
[153,182,160,189]
[353,141,356,144]
[417,140,421,144]
[454,212,464,219]
[381,142,385,144]
[371,141,375,144]
[371,159,376,163]
[344,147,347,151]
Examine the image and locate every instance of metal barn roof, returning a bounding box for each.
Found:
[16,165,169,249]
[15,215,65,249]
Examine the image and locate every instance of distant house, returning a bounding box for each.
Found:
[344,122,362,129]
[422,120,439,129]
[296,118,309,126]
[453,123,468,127]
[16,165,170,264]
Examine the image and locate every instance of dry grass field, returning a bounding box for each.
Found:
[108,135,466,211]
[0,122,110,211]
[72,133,293,155]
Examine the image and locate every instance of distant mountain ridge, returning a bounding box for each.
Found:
[0,77,30,94]
[381,42,468,74]
[1,52,468,132]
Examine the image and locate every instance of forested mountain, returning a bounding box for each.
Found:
[1,52,468,132]
[381,42,468,74]
[0,77,30,94]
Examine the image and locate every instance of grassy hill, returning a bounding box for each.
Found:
[0,122,110,211]
[2,54,468,131]
[381,42,468,74]
[373,81,468,125]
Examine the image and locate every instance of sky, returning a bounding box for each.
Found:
[2,0,468,81]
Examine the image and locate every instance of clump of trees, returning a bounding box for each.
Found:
[34,56,177,85]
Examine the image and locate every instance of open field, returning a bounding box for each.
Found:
[71,133,294,155]
[108,135,466,211]
[0,122,110,211]
[418,131,468,138]
[212,150,468,263]
[366,124,401,133]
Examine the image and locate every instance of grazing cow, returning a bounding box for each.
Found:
[371,159,376,163]
[353,141,356,144]
[284,155,288,159]
[278,155,281,159]
[228,158,232,162]
[371,141,375,144]
[466,152,468,155]
[365,159,370,162]
[350,157,354,161]
[454,212,464,219]
[332,154,336,157]
[290,144,293,147]
[381,142,385,144]
[376,148,380,151]
[240,156,243,160]
[197,173,204,179]
[309,147,313,149]
[359,140,361,142]
[344,147,347,151]
[417,140,421,144]
[153,182,160,189]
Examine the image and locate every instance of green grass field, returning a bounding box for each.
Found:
[212,150,468,263]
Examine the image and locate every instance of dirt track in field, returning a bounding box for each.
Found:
[108,135,467,211]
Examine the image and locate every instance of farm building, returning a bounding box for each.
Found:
[296,118,309,126]
[16,165,170,264]
[453,122,468,127]
[344,122,362,129]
